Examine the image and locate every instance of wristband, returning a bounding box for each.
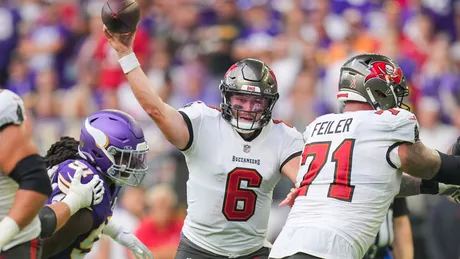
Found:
[0,216,20,250]
[420,179,439,194]
[432,151,460,185]
[118,52,140,74]
[62,193,82,216]
[103,220,120,239]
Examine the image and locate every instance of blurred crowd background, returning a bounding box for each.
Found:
[1,0,460,258]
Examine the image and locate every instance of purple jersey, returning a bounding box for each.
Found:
[46,159,121,259]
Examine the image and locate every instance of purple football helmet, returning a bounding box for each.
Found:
[78,109,149,186]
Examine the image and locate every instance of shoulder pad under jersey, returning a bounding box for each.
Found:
[0,90,26,130]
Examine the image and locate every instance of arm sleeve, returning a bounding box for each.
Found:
[389,109,420,144]
[393,198,410,218]
[177,101,207,154]
[279,124,304,171]
[385,109,420,169]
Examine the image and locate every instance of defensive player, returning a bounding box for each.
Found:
[104,28,304,258]
[270,54,460,259]
[39,110,153,259]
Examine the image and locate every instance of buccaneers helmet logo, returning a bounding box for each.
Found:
[365,61,402,84]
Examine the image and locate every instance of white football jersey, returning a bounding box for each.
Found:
[0,90,41,250]
[270,108,419,259]
[178,101,304,257]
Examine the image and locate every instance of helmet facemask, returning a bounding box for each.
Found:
[392,83,410,110]
[106,143,149,187]
[221,90,278,133]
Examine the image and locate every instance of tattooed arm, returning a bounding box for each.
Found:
[397,174,421,197]
[396,141,458,197]
[398,142,441,180]
[396,142,460,197]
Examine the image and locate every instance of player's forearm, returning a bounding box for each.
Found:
[122,61,166,122]
[120,55,190,149]
[393,243,414,259]
[8,190,47,229]
[392,216,414,259]
[396,174,421,197]
[42,209,93,258]
[44,203,72,234]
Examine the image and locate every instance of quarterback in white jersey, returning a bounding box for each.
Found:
[270,54,460,259]
[104,27,303,259]
[178,100,302,257]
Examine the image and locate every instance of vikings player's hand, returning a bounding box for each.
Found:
[114,230,153,259]
[279,183,300,208]
[104,221,153,259]
[103,25,135,58]
[61,168,105,215]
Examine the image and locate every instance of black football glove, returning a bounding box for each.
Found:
[452,136,460,156]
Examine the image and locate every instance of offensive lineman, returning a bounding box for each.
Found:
[103,28,304,259]
[0,90,102,259]
[270,54,460,259]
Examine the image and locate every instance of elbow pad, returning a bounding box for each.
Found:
[9,155,52,197]
[432,152,460,185]
[38,206,57,238]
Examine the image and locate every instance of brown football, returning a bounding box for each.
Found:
[101,0,140,33]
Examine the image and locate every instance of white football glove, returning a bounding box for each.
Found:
[104,221,153,259]
[62,168,105,215]
[0,216,19,252]
[438,183,460,203]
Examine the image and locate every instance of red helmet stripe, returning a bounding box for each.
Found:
[224,64,239,77]
[269,70,278,84]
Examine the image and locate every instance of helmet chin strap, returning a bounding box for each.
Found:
[235,127,256,134]
[389,85,399,107]
[365,87,381,110]
[230,117,261,133]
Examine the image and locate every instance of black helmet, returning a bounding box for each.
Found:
[338,53,410,110]
[219,58,279,132]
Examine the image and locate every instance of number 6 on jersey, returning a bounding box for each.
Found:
[222,168,262,221]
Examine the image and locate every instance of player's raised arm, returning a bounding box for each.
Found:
[102,28,190,150]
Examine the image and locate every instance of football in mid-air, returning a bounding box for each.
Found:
[101,0,140,33]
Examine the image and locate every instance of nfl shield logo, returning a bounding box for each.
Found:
[243,144,251,153]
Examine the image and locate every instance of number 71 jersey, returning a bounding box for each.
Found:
[178,101,304,257]
[270,108,419,259]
